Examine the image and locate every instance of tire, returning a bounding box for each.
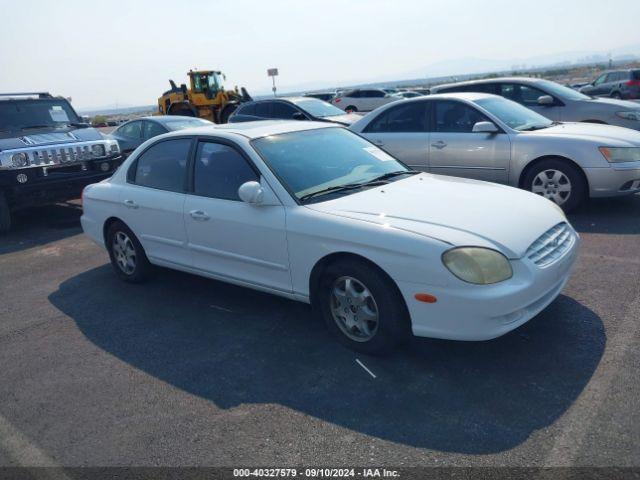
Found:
[345,105,358,113]
[317,259,410,355]
[106,221,152,283]
[522,158,587,212]
[0,191,11,233]
[611,91,622,99]
[168,104,196,117]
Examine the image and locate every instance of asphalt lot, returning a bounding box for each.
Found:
[0,195,639,467]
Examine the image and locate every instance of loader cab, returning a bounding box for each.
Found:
[190,71,224,100]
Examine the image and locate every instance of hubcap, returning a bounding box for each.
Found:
[531,169,572,205]
[112,231,136,275]
[330,276,379,342]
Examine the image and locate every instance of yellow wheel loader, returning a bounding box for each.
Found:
[157,70,252,124]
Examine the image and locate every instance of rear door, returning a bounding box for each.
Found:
[120,137,193,266]
[428,100,510,183]
[361,101,430,171]
[183,139,291,292]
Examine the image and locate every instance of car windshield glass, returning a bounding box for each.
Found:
[163,118,210,130]
[476,97,553,131]
[0,99,81,132]
[252,128,411,202]
[536,79,591,101]
[292,98,345,118]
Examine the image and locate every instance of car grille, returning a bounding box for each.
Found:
[525,222,575,267]
[30,145,94,165]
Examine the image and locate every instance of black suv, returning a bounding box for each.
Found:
[580,69,640,100]
[0,93,123,232]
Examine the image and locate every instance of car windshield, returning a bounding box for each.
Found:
[292,98,345,118]
[476,96,554,131]
[0,98,81,132]
[252,127,411,203]
[163,118,211,130]
[536,79,591,101]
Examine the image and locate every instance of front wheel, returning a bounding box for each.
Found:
[523,159,587,212]
[318,259,410,355]
[106,221,152,283]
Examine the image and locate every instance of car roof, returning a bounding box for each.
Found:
[162,120,338,140]
[432,76,545,91]
[122,115,207,125]
[414,91,497,102]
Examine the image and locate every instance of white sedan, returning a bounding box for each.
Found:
[81,121,579,354]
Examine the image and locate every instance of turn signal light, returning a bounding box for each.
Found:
[414,293,437,303]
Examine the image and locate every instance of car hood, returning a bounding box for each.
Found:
[588,97,640,110]
[306,173,566,258]
[0,126,104,152]
[321,113,361,126]
[527,122,640,145]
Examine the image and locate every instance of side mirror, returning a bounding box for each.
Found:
[238,181,264,204]
[472,121,499,133]
[537,95,554,106]
[292,112,306,121]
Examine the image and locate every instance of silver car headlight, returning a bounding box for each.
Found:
[615,111,640,121]
[598,147,640,163]
[442,247,513,285]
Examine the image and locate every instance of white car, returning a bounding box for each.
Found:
[331,88,400,113]
[81,121,579,354]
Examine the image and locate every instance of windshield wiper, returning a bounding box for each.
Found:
[366,170,416,182]
[20,125,51,131]
[299,181,387,202]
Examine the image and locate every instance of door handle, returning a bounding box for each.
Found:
[431,140,447,149]
[123,199,138,209]
[189,209,210,221]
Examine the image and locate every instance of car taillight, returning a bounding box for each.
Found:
[334,98,341,103]
[626,80,640,87]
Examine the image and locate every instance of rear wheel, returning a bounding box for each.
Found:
[0,191,11,233]
[611,91,622,99]
[168,103,196,117]
[106,221,152,283]
[523,158,587,212]
[318,259,410,355]
[220,104,237,123]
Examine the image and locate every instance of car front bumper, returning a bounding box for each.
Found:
[399,233,580,341]
[584,161,640,197]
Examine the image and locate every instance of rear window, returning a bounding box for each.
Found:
[237,104,256,116]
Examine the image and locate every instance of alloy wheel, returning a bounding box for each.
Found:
[112,231,137,275]
[531,169,572,205]
[330,276,379,342]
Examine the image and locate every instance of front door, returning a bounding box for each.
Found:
[361,100,430,171]
[428,100,510,183]
[183,140,291,293]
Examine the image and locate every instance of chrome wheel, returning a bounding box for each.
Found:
[330,276,379,342]
[531,169,572,205]
[112,231,136,275]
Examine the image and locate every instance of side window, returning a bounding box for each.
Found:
[519,85,547,105]
[118,121,142,139]
[593,74,607,86]
[433,101,488,133]
[143,121,167,139]
[272,102,298,119]
[255,102,271,117]
[131,138,191,192]
[237,103,256,116]
[365,102,428,133]
[193,142,259,200]
[368,90,386,98]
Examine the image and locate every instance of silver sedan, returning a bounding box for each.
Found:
[350,93,640,211]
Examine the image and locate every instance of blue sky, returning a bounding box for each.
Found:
[1,0,639,109]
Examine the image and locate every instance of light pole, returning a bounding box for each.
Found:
[268,68,279,97]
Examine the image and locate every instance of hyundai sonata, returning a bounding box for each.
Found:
[81,121,579,354]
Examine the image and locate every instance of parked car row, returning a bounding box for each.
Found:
[579,68,640,100]
[81,121,579,354]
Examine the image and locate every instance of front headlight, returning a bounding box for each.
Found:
[616,111,640,121]
[599,147,640,163]
[91,144,106,157]
[11,152,29,168]
[442,247,513,285]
